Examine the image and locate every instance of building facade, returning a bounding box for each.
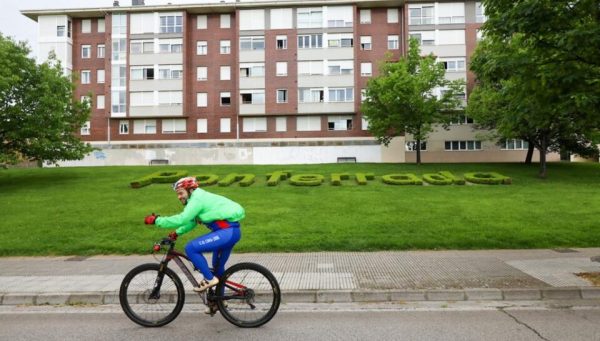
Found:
[22,0,556,166]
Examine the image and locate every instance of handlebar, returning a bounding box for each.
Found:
[152,237,176,252]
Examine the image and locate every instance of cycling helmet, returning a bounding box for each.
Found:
[172,176,199,191]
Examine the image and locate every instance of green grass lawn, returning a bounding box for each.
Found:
[1,162,599,256]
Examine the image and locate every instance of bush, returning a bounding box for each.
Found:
[130,171,188,188]
[438,171,465,185]
[290,174,324,186]
[355,173,375,185]
[196,174,219,186]
[266,171,291,186]
[381,173,423,185]
[331,173,350,186]
[464,172,512,185]
[422,173,453,185]
[218,173,255,187]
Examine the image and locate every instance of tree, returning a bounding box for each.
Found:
[0,34,93,166]
[468,0,600,178]
[361,38,464,164]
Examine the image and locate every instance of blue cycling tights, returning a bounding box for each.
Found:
[184,227,241,280]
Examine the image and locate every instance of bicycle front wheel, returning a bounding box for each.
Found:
[216,262,281,328]
[119,263,185,327]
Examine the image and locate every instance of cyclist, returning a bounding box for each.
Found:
[144,176,245,295]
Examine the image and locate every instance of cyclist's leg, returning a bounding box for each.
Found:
[185,229,236,281]
[214,228,241,277]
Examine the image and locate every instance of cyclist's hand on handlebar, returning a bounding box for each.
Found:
[168,231,178,241]
[144,213,159,225]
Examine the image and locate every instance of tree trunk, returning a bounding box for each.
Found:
[525,141,534,164]
[538,135,547,179]
[416,138,422,165]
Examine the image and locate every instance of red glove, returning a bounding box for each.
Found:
[168,232,178,241]
[144,213,158,225]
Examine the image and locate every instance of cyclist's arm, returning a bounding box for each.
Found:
[155,196,202,235]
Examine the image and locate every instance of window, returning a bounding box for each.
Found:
[326,6,353,27]
[119,120,129,134]
[197,66,207,81]
[476,29,483,42]
[220,92,231,106]
[112,38,126,61]
[409,4,434,25]
[439,58,466,72]
[158,65,183,80]
[240,63,265,77]
[157,93,184,108]
[97,69,105,83]
[445,140,482,151]
[298,88,324,103]
[297,8,323,28]
[298,34,322,49]
[112,90,126,113]
[220,14,231,28]
[328,88,353,102]
[276,35,287,50]
[162,119,186,133]
[360,36,372,50]
[243,117,267,132]
[133,120,157,134]
[82,45,91,58]
[197,93,208,107]
[276,89,288,103]
[360,63,372,76]
[130,66,154,80]
[361,89,367,102]
[98,19,105,33]
[327,115,353,131]
[197,41,208,55]
[80,121,90,135]
[57,25,65,37]
[81,19,91,33]
[361,117,369,130]
[388,35,399,50]
[81,70,91,84]
[97,95,105,109]
[197,119,207,133]
[130,92,154,106]
[80,96,91,109]
[131,40,154,54]
[220,118,231,133]
[220,40,231,54]
[197,15,207,29]
[220,66,231,80]
[296,116,321,131]
[502,139,529,150]
[276,62,287,76]
[437,30,465,44]
[387,8,399,23]
[327,34,353,48]
[159,15,183,33]
[240,36,265,50]
[240,91,265,104]
[449,113,473,125]
[276,117,287,132]
[97,44,105,58]
[476,2,486,23]
[68,20,72,38]
[298,61,323,75]
[327,60,354,76]
[409,31,435,46]
[405,141,427,151]
[438,2,465,24]
[159,39,182,53]
[360,9,371,24]
[271,9,293,29]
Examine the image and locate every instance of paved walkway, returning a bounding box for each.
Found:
[2,248,600,305]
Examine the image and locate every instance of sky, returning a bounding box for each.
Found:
[0,0,221,58]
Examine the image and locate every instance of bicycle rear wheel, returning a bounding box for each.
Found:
[119,263,185,327]
[215,262,281,328]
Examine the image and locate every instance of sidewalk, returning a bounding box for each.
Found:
[2,248,600,305]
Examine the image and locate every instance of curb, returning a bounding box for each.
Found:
[1,287,599,306]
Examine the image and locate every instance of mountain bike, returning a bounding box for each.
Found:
[119,237,281,328]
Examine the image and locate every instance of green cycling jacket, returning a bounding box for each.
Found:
[155,188,245,235]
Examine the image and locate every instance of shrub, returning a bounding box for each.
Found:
[422,173,453,185]
[266,171,291,186]
[381,173,423,185]
[438,171,465,185]
[464,172,512,185]
[196,174,219,186]
[355,173,375,185]
[130,171,188,188]
[331,173,350,186]
[290,174,324,186]
[218,173,255,187]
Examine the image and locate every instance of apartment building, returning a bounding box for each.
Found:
[22,0,551,166]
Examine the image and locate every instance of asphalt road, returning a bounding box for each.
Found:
[1,303,600,341]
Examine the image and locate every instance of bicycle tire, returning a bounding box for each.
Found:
[215,262,281,328]
[119,263,185,327]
